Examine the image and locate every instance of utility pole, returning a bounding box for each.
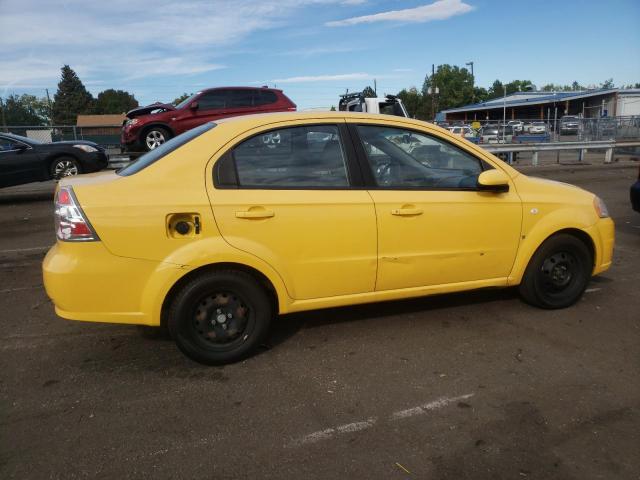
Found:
[0,97,7,132]
[45,88,53,126]
[373,79,377,96]
[428,64,440,121]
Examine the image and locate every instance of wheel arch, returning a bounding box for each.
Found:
[159,262,281,330]
[139,122,175,140]
[509,226,597,285]
[47,152,80,178]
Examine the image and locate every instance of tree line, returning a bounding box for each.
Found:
[3,63,638,126]
[0,65,140,126]
[391,64,639,120]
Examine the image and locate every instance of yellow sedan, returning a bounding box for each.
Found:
[43,112,615,364]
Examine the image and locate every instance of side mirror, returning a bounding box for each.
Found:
[189,101,199,110]
[477,169,509,193]
[13,143,28,152]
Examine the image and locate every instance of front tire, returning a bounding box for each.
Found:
[143,127,171,151]
[519,234,593,309]
[167,270,272,365]
[50,157,81,180]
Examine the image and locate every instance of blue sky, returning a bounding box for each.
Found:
[1,0,639,110]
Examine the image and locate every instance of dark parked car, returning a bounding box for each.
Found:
[631,165,640,212]
[121,86,296,153]
[0,133,108,189]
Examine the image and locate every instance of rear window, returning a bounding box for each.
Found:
[118,123,216,176]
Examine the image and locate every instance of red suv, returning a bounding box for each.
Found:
[121,87,296,153]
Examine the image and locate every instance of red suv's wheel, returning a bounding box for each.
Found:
[143,127,171,151]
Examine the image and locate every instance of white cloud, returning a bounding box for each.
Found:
[0,0,361,89]
[271,73,372,83]
[327,0,474,27]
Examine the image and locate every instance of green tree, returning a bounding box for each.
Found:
[362,86,376,98]
[52,65,94,125]
[329,105,336,111]
[0,94,49,126]
[94,89,138,114]
[397,87,423,119]
[422,64,474,116]
[173,92,193,105]
[600,78,614,89]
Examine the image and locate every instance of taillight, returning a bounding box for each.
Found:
[54,187,99,242]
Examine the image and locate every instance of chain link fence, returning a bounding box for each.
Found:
[441,115,640,142]
[1,125,122,153]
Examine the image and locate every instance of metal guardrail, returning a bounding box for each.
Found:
[482,140,640,165]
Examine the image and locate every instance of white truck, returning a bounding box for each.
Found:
[338,92,409,117]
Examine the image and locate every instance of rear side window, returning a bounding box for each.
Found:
[217,125,349,188]
[118,123,216,176]
[255,90,278,106]
[229,89,254,108]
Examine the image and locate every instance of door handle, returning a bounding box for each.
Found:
[391,208,423,216]
[235,209,275,219]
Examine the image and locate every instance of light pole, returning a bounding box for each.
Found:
[466,61,474,102]
[503,84,507,126]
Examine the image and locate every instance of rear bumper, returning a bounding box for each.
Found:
[42,241,186,325]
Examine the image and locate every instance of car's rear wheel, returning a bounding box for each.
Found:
[167,270,272,365]
[50,157,81,180]
[143,127,171,151]
[519,234,593,309]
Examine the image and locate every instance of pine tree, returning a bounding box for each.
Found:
[52,65,94,125]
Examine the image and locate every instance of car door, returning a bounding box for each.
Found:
[176,89,230,133]
[349,122,522,291]
[0,137,42,188]
[208,121,377,300]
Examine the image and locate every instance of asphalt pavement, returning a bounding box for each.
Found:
[1,163,639,479]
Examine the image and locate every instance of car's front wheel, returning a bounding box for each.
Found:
[519,233,593,309]
[51,157,81,180]
[167,270,273,365]
[143,127,171,151]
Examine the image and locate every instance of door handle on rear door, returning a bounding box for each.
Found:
[391,207,423,216]
[235,209,275,219]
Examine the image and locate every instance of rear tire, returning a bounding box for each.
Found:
[167,270,272,365]
[519,234,593,309]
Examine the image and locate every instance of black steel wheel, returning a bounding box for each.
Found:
[168,270,272,365]
[519,234,593,309]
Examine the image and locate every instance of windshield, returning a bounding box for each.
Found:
[4,133,42,145]
[174,93,199,109]
[118,122,216,176]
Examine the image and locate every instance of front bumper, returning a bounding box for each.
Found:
[590,217,615,275]
[83,151,109,172]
